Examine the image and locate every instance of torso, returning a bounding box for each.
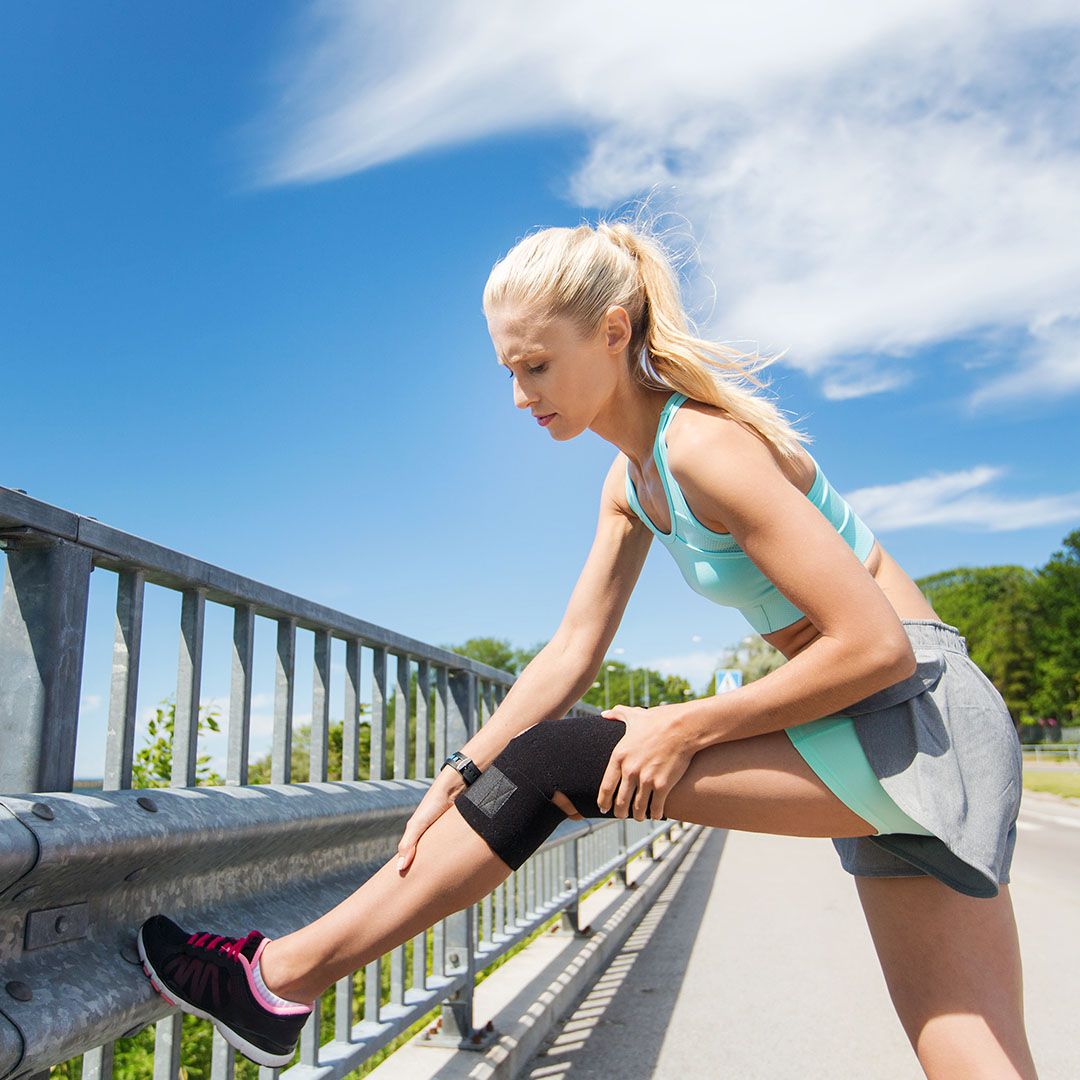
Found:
[620,399,942,663]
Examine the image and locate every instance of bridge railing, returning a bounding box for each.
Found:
[0,486,683,1079]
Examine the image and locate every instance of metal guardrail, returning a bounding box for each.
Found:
[0,486,685,1079]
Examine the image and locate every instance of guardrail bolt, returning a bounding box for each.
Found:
[136,797,158,813]
[6,981,32,1002]
[30,803,54,821]
[448,952,460,966]
[54,914,69,935]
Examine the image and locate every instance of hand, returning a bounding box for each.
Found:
[597,703,694,821]
[396,765,466,873]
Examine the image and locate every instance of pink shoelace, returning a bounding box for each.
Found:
[187,929,260,961]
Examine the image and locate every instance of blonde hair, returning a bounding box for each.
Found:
[483,217,811,460]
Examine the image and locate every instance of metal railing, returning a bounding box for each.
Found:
[1021,745,1080,766]
[0,486,686,1079]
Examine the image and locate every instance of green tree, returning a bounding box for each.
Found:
[440,635,545,674]
[131,698,225,789]
[916,564,1040,722]
[1029,529,1080,724]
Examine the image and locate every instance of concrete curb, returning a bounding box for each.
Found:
[366,823,706,1080]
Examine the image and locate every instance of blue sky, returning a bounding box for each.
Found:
[2,3,1078,779]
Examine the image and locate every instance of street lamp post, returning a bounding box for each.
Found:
[605,664,616,710]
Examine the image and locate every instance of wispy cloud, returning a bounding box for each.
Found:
[968,313,1080,408]
[253,1,1080,406]
[844,466,1080,532]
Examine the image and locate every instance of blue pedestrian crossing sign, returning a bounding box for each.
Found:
[715,669,743,693]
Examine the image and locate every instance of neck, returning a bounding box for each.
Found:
[590,386,676,469]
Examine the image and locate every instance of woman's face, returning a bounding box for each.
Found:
[486,304,631,441]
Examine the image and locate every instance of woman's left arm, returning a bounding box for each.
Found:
[668,420,917,753]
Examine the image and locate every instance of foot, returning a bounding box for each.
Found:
[137,914,313,1068]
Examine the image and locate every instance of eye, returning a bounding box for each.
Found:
[505,362,548,378]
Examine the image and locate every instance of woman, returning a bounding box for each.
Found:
[139,221,1035,1077]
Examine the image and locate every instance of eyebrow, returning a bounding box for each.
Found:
[497,350,548,367]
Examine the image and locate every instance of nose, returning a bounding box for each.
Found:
[512,375,535,410]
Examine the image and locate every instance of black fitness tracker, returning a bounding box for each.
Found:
[441,751,481,786]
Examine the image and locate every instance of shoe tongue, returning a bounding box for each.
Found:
[239,930,266,962]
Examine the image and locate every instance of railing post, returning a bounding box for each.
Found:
[171,588,206,788]
[0,535,92,794]
[618,818,635,889]
[559,837,589,936]
[429,669,495,1049]
[103,569,145,791]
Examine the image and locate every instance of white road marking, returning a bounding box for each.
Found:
[1015,820,1043,832]
[1019,809,1080,829]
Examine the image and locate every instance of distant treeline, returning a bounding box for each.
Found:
[915,528,1080,727]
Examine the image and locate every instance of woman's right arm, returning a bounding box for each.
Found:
[396,454,652,869]
[460,451,654,771]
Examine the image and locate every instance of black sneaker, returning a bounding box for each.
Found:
[137,914,313,1068]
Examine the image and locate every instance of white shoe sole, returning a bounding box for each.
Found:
[136,925,297,1069]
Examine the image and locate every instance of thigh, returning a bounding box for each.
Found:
[855,876,1037,1079]
[506,715,877,838]
[661,729,879,837]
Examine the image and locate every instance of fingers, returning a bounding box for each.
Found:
[632,780,655,822]
[396,792,454,872]
[600,767,668,821]
[595,757,622,816]
[598,758,640,819]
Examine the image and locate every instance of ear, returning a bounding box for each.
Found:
[604,305,633,353]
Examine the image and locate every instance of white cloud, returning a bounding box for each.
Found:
[844,466,1080,532]
[253,1,1080,406]
[968,312,1080,408]
[80,693,103,713]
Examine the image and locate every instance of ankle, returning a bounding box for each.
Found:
[257,939,316,1008]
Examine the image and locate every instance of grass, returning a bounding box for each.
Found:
[1022,769,1080,800]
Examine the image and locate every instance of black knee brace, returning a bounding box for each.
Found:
[454,714,641,871]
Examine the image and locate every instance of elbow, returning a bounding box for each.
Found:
[880,634,917,683]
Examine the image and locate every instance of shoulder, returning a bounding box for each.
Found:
[600,449,642,525]
[668,398,785,483]
[665,400,807,531]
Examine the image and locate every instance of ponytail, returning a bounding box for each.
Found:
[484,216,811,460]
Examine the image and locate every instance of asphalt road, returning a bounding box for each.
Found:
[521,788,1078,1080]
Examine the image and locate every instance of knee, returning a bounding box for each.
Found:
[454,731,568,871]
[493,719,565,797]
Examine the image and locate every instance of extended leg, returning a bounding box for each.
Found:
[260,716,875,1002]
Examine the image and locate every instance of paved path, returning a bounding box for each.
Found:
[522,790,1078,1079]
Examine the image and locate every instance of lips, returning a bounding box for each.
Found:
[534,413,555,426]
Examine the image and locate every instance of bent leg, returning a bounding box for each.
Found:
[856,876,1037,1079]
[456,715,877,872]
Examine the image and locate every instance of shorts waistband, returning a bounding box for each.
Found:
[899,619,968,655]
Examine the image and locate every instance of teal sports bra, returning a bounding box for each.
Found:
[625,392,877,635]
